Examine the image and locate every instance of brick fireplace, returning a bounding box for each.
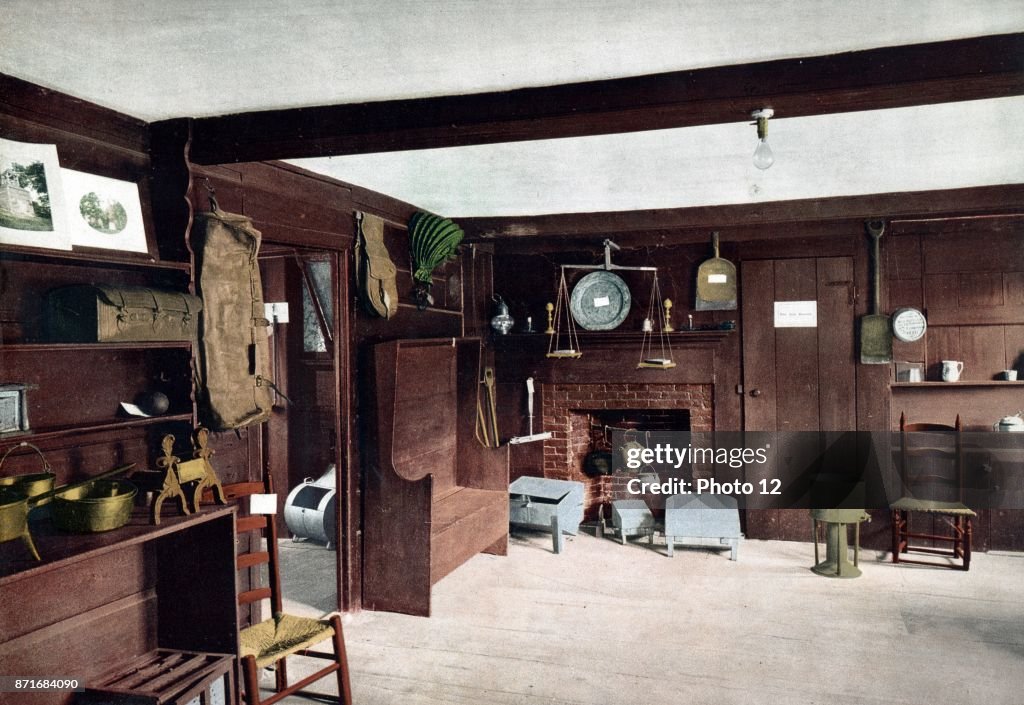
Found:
[541,383,714,518]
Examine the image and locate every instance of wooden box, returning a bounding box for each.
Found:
[664,493,742,559]
[509,476,584,552]
[611,499,655,543]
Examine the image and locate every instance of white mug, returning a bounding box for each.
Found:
[1005,369,1019,381]
[941,360,964,382]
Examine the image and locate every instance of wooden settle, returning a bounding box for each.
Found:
[364,337,509,616]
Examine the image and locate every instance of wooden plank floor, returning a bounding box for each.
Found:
[276,531,1024,705]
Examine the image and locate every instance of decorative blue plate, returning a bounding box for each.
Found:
[570,271,631,330]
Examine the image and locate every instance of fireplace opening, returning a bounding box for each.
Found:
[589,408,692,434]
[569,408,693,519]
[582,408,692,475]
[542,382,714,520]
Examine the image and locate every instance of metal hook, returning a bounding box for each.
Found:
[202,177,219,211]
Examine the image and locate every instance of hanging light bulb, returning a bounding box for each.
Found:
[750,108,775,170]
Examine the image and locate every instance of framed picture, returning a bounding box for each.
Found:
[61,168,149,253]
[0,137,70,250]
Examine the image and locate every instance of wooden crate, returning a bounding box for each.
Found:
[80,649,234,705]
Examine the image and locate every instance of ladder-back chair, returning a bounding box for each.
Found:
[223,474,352,704]
[890,413,974,571]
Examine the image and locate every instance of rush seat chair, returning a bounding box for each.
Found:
[223,475,352,704]
[890,413,974,571]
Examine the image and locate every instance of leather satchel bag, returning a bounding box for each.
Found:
[193,203,273,430]
[355,211,398,319]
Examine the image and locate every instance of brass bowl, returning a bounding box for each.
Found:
[0,486,30,543]
[52,479,137,533]
[0,471,56,506]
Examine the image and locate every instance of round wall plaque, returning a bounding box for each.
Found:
[891,307,927,342]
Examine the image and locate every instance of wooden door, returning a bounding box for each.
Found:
[742,257,856,539]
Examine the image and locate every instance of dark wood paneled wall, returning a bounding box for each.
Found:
[0,75,183,488]
[885,218,1024,552]
[491,212,1024,550]
[887,218,1024,427]
[190,159,495,610]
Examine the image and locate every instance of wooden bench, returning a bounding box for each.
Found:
[364,338,509,616]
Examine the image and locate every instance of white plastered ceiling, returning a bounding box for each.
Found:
[2,1,1023,216]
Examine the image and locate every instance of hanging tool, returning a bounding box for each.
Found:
[860,220,893,364]
[476,397,491,447]
[484,367,499,444]
[695,232,737,310]
[509,378,553,444]
[475,367,501,447]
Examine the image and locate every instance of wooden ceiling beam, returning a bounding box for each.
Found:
[184,33,1024,165]
[462,184,1024,247]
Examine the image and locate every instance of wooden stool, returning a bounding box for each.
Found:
[811,508,870,578]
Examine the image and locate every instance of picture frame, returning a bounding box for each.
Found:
[0,383,31,436]
[0,137,70,250]
[61,168,149,253]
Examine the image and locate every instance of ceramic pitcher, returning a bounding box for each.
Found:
[941,360,964,382]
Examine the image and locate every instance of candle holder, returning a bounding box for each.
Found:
[663,299,674,332]
[545,302,555,334]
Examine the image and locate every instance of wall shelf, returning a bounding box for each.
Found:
[495,329,734,346]
[891,381,1024,388]
[1,241,196,448]
[0,505,232,582]
[2,341,193,352]
[0,246,191,273]
[7,413,195,444]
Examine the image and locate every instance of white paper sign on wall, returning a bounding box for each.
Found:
[265,302,290,323]
[774,301,818,328]
[250,493,278,515]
